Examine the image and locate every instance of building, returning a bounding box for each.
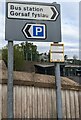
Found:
[65,65,81,76]
[34,63,65,76]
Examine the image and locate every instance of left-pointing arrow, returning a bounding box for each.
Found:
[25,25,31,37]
[23,24,31,38]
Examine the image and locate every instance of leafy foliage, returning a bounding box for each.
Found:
[2,46,8,66]
[20,42,39,61]
[14,44,24,70]
[2,42,39,70]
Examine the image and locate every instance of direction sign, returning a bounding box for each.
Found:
[7,2,59,21]
[23,23,46,39]
[5,1,61,42]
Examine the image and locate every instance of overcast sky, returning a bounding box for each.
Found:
[0,0,80,59]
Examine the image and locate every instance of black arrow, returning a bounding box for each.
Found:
[25,25,31,37]
[51,7,57,20]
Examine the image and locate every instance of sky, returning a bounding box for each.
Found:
[0,0,80,59]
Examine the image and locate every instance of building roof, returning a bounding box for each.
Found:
[35,64,54,68]
[65,65,81,68]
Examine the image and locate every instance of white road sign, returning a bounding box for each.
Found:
[7,2,59,21]
[23,23,46,39]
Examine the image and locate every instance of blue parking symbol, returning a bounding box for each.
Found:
[33,26,44,37]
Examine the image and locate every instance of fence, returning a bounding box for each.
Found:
[0,70,81,119]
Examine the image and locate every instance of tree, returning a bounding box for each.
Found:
[73,55,78,65]
[20,42,39,61]
[48,50,50,62]
[2,44,24,71]
[2,42,39,71]
[0,49,2,60]
[2,46,8,66]
[14,44,24,71]
[64,55,68,61]
[73,55,78,60]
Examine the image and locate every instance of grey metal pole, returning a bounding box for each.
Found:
[55,63,62,119]
[7,41,14,118]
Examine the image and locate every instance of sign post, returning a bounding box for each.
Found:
[6,0,61,119]
[50,43,64,119]
[7,41,13,118]
[55,63,62,119]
